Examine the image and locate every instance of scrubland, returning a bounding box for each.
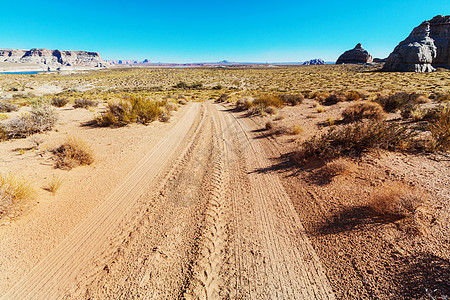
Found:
[0,65,448,299]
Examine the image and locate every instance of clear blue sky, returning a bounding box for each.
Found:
[0,1,448,62]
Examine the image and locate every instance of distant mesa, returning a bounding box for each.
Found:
[106,59,151,65]
[383,15,450,72]
[336,43,373,64]
[0,48,109,69]
[302,59,325,65]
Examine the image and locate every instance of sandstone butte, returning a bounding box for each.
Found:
[335,43,373,64]
[383,15,450,72]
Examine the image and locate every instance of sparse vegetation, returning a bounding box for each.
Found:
[53,137,94,170]
[51,97,69,107]
[342,101,386,122]
[321,158,356,177]
[96,96,170,126]
[371,181,425,219]
[0,101,19,113]
[42,175,63,195]
[296,121,418,162]
[0,173,34,220]
[5,104,58,138]
[73,98,98,109]
[429,105,450,151]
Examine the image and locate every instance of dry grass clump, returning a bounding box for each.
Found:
[73,98,98,109]
[0,101,19,113]
[321,158,356,177]
[278,94,304,106]
[316,105,325,113]
[342,101,387,122]
[236,97,254,110]
[265,106,278,115]
[96,96,167,126]
[345,91,362,101]
[0,174,34,220]
[42,175,63,195]
[323,93,346,105]
[53,137,94,170]
[376,92,428,112]
[296,121,417,161]
[265,120,274,130]
[5,104,58,138]
[216,94,229,102]
[291,125,303,135]
[429,105,450,151]
[253,94,285,108]
[370,182,425,219]
[51,97,69,108]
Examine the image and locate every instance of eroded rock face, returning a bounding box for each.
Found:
[0,49,109,68]
[336,43,373,64]
[383,15,449,72]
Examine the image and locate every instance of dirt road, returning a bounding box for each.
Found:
[2,102,334,299]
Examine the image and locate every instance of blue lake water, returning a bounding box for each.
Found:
[0,71,43,75]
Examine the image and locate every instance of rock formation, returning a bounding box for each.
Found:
[383,15,450,72]
[302,59,325,65]
[0,49,109,69]
[336,43,373,64]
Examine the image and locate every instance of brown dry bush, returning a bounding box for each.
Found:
[429,105,450,151]
[0,101,19,113]
[278,94,304,106]
[345,91,362,101]
[323,93,346,105]
[321,158,356,177]
[342,101,387,122]
[0,174,34,220]
[376,92,427,112]
[73,98,98,109]
[51,97,69,108]
[254,94,285,108]
[296,120,418,162]
[53,137,94,170]
[371,181,426,219]
[5,104,58,138]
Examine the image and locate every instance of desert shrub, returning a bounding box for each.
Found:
[73,98,98,109]
[429,105,450,151]
[342,101,386,122]
[296,120,418,161]
[279,94,304,106]
[212,84,223,90]
[321,158,356,177]
[323,93,346,105]
[345,91,362,101]
[53,137,94,170]
[0,127,7,141]
[265,106,278,115]
[371,181,425,218]
[165,102,178,112]
[6,104,58,138]
[248,106,265,116]
[178,98,187,105]
[0,113,9,120]
[376,92,426,112]
[433,92,450,102]
[254,94,284,108]
[51,97,69,107]
[0,174,34,220]
[173,82,203,90]
[236,97,254,110]
[265,120,274,130]
[97,97,165,126]
[0,101,19,113]
[217,94,229,102]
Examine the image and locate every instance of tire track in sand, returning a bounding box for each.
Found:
[2,103,201,300]
[215,103,335,299]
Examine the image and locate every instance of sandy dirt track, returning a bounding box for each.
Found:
[2,102,334,299]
